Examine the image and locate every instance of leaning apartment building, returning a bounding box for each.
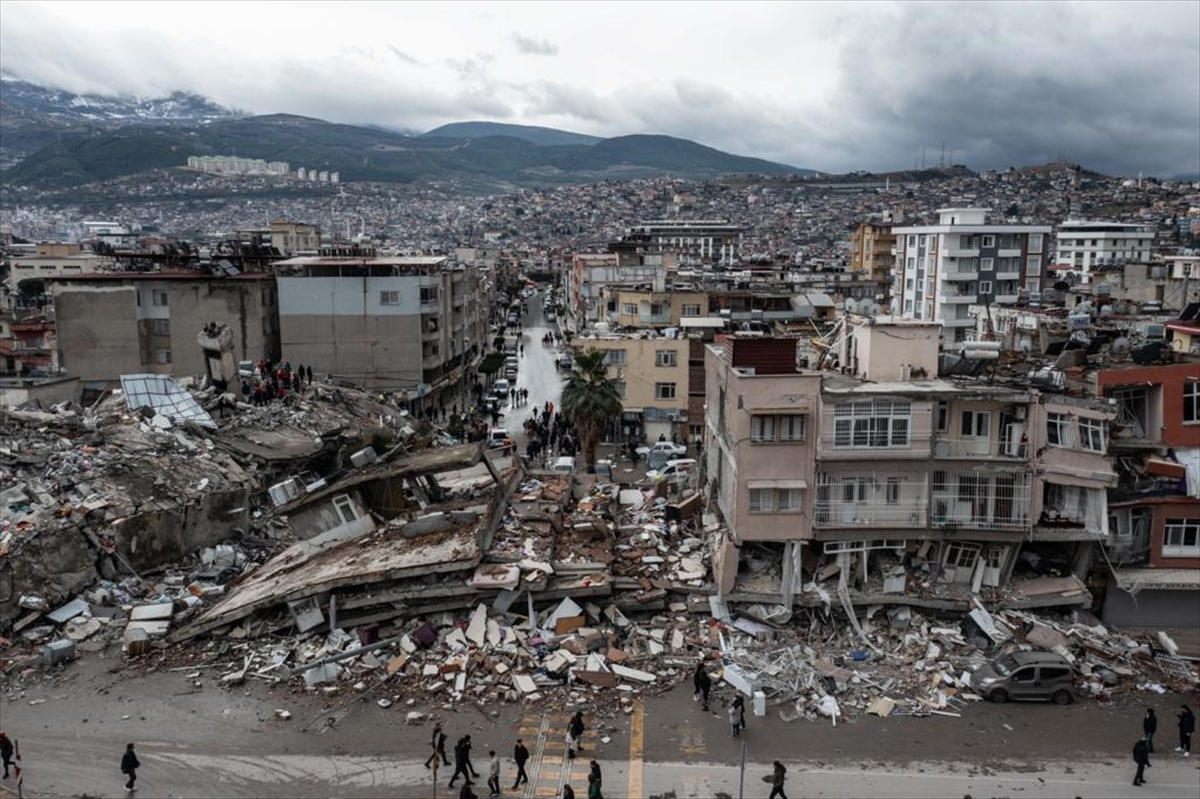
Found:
[704,317,1120,614]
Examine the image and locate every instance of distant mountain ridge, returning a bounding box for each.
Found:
[0,77,814,187]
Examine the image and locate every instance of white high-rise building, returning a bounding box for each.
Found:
[1053,220,1155,284]
[893,208,1051,348]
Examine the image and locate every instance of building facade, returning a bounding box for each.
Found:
[610,220,744,267]
[849,221,897,299]
[578,334,690,443]
[1053,221,1155,284]
[893,208,1051,348]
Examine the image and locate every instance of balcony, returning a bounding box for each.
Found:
[943,270,978,281]
[933,433,1027,460]
[939,294,978,304]
[943,316,977,327]
[814,501,928,529]
[995,270,1022,281]
[945,247,980,258]
[995,294,1020,304]
[997,248,1023,258]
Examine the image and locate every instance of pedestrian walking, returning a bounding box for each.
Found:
[768,760,788,799]
[728,701,741,738]
[487,750,501,796]
[569,711,586,756]
[734,695,746,733]
[1144,708,1158,753]
[121,742,140,792]
[459,782,479,799]
[425,723,450,768]
[306,365,314,384]
[449,736,475,789]
[1177,704,1195,756]
[0,732,14,779]
[694,661,712,711]
[511,739,530,789]
[562,785,575,799]
[1132,738,1151,786]
[566,727,578,762]
[587,761,603,799]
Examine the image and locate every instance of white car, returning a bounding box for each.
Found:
[637,440,688,458]
[551,456,577,475]
[645,458,698,484]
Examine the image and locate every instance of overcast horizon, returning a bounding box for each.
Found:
[1,0,1198,177]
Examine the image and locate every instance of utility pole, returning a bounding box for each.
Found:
[738,739,747,799]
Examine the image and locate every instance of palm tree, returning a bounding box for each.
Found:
[560,348,622,473]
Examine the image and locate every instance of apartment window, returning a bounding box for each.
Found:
[961,409,990,437]
[750,488,802,513]
[982,235,996,248]
[778,488,802,512]
[1047,412,1072,447]
[681,304,701,317]
[332,494,359,525]
[151,319,171,336]
[937,401,949,433]
[419,286,439,306]
[612,380,626,400]
[841,478,867,502]
[904,300,913,314]
[380,290,401,305]
[1163,519,1200,558]
[655,382,677,400]
[1026,278,1041,293]
[886,476,903,504]
[621,303,637,315]
[832,399,911,448]
[1078,417,1107,452]
[152,289,169,307]
[749,488,773,513]
[919,234,927,246]
[655,349,678,367]
[778,415,805,442]
[979,281,992,295]
[980,258,994,271]
[1028,233,1043,252]
[1026,256,1042,274]
[944,541,981,570]
[604,349,626,366]
[959,234,972,248]
[1185,381,1199,424]
[750,415,777,443]
[154,348,172,364]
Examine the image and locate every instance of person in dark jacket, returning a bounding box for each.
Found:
[458,782,478,799]
[568,711,586,757]
[0,732,14,779]
[587,760,603,799]
[121,743,140,792]
[1178,704,1195,756]
[1133,738,1151,786]
[769,760,788,799]
[694,662,712,711]
[562,784,575,799]
[511,739,530,790]
[425,723,450,768]
[448,736,474,789]
[1144,708,1158,753]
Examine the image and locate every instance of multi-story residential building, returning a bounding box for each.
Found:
[704,317,1116,612]
[610,220,745,267]
[849,220,897,298]
[6,242,115,289]
[0,311,56,376]
[268,221,321,256]
[274,255,488,403]
[48,272,279,388]
[577,333,691,443]
[1097,357,1200,630]
[1065,260,1200,312]
[1053,220,1155,284]
[564,253,667,334]
[893,208,1051,348]
[600,283,709,329]
[704,335,821,602]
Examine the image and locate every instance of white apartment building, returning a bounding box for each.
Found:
[893,208,1051,348]
[1053,221,1155,284]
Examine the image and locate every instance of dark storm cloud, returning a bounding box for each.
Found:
[511,34,559,56]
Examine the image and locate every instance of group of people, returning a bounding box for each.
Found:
[541,331,559,346]
[241,360,313,406]
[1134,704,1194,786]
[524,404,577,464]
[426,718,602,799]
[509,387,531,407]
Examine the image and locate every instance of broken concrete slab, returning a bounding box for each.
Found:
[466,604,488,646]
[611,664,655,683]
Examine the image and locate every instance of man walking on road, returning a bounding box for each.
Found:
[1144,708,1157,753]
[511,738,530,790]
[769,760,788,799]
[0,732,14,779]
[121,742,140,792]
[1178,704,1195,756]
[426,723,450,768]
[487,750,501,796]
[568,711,586,758]
[1132,738,1151,786]
[449,736,475,789]
[694,661,712,711]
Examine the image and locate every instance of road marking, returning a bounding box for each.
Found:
[628,699,645,799]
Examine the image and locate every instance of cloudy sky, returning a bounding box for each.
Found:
[2,0,1197,176]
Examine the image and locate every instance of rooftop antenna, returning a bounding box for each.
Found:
[940,141,945,168]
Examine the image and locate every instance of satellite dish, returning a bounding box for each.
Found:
[1099,305,1113,318]
[844,299,858,313]
[1018,337,1032,353]
[870,303,883,316]
[1112,337,1130,353]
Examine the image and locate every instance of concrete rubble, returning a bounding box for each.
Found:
[3,376,1196,722]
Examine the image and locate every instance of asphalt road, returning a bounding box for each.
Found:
[503,292,564,460]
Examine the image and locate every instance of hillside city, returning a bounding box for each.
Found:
[1,48,1200,799]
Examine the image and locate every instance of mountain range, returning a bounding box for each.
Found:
[0,77,813,188]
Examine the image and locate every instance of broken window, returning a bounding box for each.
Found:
[943,541,981,570]
[332,494,358,525]
[1108,386,1149,438]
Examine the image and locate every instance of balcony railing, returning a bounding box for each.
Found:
[934,433,1027,460]
[943,271,978,281]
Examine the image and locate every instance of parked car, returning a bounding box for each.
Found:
[557,353,575,370]
[492,378,510,399]
[637,440,688,459]
[644,458,698,485]
[551,456,577,475]
[969,651,1075,704]
[488,428,513,450]
[237,360,256,378]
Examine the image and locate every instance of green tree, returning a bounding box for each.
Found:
[560,348,622,473]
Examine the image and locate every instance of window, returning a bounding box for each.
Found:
[621,303,637,315]
[980,257,994,271]
[1028,233,1043,252]
[750,415,776,443]
[1047,412,1072,447]
[154,348,171,364]
[332,494,359,525]
[778,488,802,512]
[1010,668,1037,684]
[1078,417,1107,452]
[944,541,981,569]
[749,488,773,513]
[151,319,170,337]
[1026,256,1041,274]
[655,382,677,400]
[655,349,678,367]
[832,399,912,448]
[982,235,995,248]
[778,415,805,442]
[959,234,972,248]
[937,401,949,433]
[1163,519,1200,558]
[152,289,169,307]
[961,409,990,437]
[1185,381,1199,425]
[979,281,992,295]
[750,488,802,513]
[380,290,400,305]
[419,286,439,306]
[886,476,903,504]
[604,349,626,366]
[612,380,626,399]
[681,304,701,317]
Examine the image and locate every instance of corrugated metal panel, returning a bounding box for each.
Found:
[726,337,798,375]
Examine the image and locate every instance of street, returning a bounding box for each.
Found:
[501,291,564,460]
